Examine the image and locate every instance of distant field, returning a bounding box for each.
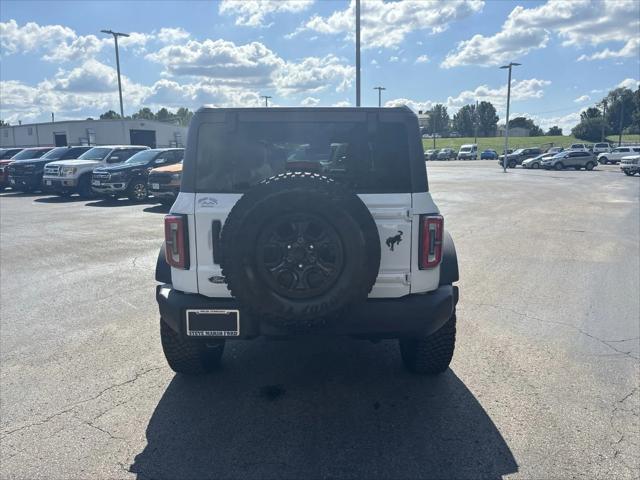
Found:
[422,134,640,152]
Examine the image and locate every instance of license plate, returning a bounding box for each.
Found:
[186,309,240,337]
[92,180,101,186]
[45,180,52,186]
[152,183,160,190]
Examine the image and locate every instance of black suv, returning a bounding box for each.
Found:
[92,148,184,202]
[498,148,543,168]
[7,146,92,192]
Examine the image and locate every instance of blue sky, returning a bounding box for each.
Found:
[1,0,638,132]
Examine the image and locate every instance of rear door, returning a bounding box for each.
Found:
[192,113,414,299]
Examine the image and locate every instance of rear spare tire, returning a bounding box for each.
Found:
[220,172,381,326]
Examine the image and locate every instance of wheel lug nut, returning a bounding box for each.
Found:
[287,245,291,249]
[298,264,303,269]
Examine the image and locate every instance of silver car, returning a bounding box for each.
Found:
[522,153,555,169]
[620,155,640,176]
[541,150,597,171]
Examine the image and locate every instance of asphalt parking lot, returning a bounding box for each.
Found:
[1,161,638,480]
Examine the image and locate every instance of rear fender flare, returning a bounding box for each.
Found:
[439,231,459,286]
[156,242,171,284]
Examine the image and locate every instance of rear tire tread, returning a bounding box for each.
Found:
[160,320,224,375]
[400,312,456,375]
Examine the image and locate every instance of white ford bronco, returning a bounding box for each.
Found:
[155,107,459,375]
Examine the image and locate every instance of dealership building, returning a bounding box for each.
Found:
[0,119,188,149]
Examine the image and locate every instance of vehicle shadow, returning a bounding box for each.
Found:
[130,339,518,480]
[0,190,44,198]
[34,195,87,203]
[85,198,152,208]
[143,203,171,214]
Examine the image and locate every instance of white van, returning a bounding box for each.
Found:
[457,144,478,160]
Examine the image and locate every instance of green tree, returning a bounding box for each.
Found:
[604,87,635,134]
[452,104,476,137]
[581,107,601,121]
[175,107,194,127]
[508,116,544,136]
[0,119,9,126]
[476,101,499,136]
[132,107,156,120]
[99,110,121,120]
[546,126,563,136]
[424,104,450,135]
[571,118,607,142]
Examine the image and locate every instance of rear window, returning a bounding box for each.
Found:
[196,121,411,193]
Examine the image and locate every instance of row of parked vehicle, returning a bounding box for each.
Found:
[423,142,640,174]
[0,145,184,202]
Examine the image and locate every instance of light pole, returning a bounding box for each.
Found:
[261,95,272,107]
[101,29,129,119]
[474,99,479,145]
[499,62,521,173]
[355,0,361,107]
[374,86,386,107]
[600,99,607,143]
[617,96,624,147]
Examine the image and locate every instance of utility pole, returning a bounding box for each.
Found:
[618,97,624,146]
[432,110,437,150]
[101,29,130,118]
[499,62,521,173]
[261,95,272,107]
[474,99,478,144]
[601,99,607,143]
[51,112,55,123]
[374,86,386,107]
[355,0,361,107]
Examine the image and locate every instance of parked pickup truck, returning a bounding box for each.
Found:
[1,147,51,190]
[148,160,183,204]
[42,145,149,198]
[7,146,92,192]
[91,148,183,202]
[620,155,640,176]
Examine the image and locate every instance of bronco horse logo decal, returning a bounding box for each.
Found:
[386,231,403,251]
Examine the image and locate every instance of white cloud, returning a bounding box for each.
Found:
[389,56,400,63]
[415,54,430,64]
[384,98,434,112]
[294,0,484,49]
[146,39,284,85]
[442,0,640,68]
[383,77,551,118]
[156,27,190,44]
[146,39,353,96]
[574,95,590,103]
[219,0,314,27]
[617,78,640,90]
[333,100,351,107]
[578,37,640,61]
[301,96,320,106]
[143,79,261,108]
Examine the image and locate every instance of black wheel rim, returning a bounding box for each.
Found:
[255,213,344,299]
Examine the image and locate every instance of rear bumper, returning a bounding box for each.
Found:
[149,184,179,198]
[156,284,458,339]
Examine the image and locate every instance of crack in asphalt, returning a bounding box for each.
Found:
[1,366,162,439]
[465,302,640,360]
[608,387,639,472]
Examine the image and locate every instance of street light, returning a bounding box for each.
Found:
[101,29,129,119]
[355,0,361,107]
[499,62,521,173]
[374,86,386,107]
[260,95,272,107]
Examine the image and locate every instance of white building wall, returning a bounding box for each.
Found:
[0,119,187,148]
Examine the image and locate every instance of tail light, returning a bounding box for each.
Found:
[419,215,443,269]
[164,214,189,269]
